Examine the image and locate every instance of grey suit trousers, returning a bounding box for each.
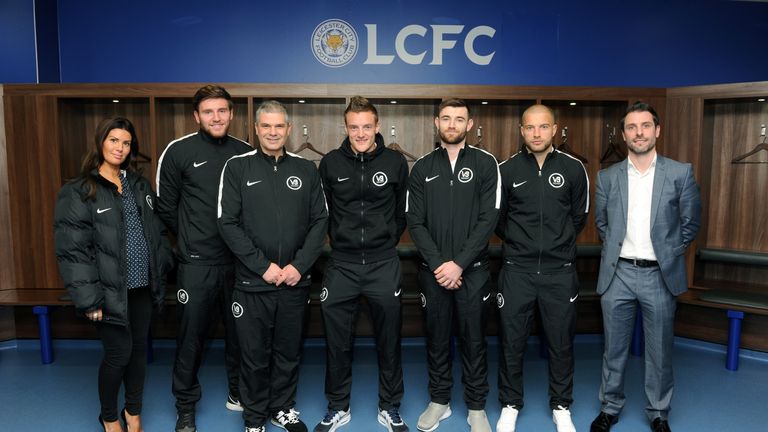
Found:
[598,259,676,421]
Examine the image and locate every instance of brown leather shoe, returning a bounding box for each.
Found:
[590,412,618,432]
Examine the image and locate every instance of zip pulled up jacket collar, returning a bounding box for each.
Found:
[198,128,233,146]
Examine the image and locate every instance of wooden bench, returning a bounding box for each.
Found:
[0,288,180,364]
[3,244,606,364]
[682,248,768,370]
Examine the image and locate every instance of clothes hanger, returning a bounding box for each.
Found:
[291,125,325,160]
[386,126,417,161]
[599,124,626,165]
[557,126,589,164]
[474,126,483,147]
[732,124,768,164]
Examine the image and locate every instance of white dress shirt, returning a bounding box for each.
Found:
[620,155,657,261]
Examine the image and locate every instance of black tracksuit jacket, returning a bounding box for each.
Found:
[217,149,328,292]
[319,134,408,264]
[156,130,252,265]
[495,147,589,273]
[407,145,501,271]
[54,170,174,325]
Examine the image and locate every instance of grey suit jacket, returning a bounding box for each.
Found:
[595,155,702,296]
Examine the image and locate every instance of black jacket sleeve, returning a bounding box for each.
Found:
[394,154,409,239]
[53,184,103,313]
[570,159,590,235]
[289,166,329,274]
[318,157,334,235]
[148,186,174,302]
[454,154,501,269]
[406,161,445,270]
[156,145,181,236]
[495,160,510,240]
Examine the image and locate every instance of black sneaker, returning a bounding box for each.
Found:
[271,408,308,432]
[378,407,409,432]
[226,394,244,412]
[175,411,196,432]
[313,408,351,432]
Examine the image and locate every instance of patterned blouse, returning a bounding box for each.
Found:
[120,172,150,289]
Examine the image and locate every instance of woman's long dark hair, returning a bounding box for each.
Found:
[79,117,139,201]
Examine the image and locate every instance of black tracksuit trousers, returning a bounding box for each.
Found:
[172,263,241,412]
[319,256,404,411]
[232,286,309,428]
[418,261,492,410]
[497,266,578,410]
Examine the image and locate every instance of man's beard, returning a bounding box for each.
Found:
[439,129,467,145]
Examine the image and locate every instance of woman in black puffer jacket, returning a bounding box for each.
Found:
[54,117,173,432]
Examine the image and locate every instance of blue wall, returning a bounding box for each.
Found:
[3,0,768,86]
[0,0,37,83]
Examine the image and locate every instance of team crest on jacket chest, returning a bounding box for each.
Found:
[372,171,388,187]
[457,167,473,183]
[177,289,189,304]
[231,302,244,318]
[286,176,303,190]
[548,173,565,188]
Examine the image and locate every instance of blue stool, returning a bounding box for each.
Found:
[726,310,744,371]
[32,306,54,364]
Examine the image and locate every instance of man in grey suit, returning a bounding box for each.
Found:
[590,102,701,432]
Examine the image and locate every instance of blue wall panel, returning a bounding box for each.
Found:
[4,0,768,86]
[0,0,38,83]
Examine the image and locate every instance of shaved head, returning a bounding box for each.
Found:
[521,104,555,125]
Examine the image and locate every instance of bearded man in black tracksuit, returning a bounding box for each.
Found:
[407,98,500,432]
[156,85,251,432]
[218,101,328,432]
[494,104,589,432]
[314,97,409,432]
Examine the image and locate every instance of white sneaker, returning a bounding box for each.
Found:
[378,407,409,432]
[226,394,244,412]
[416,402,451,432]
[245,426,265,432]
[314,408,351,432]
[496,405,519,432]
[552,405,576,432]
[466,409,491,432]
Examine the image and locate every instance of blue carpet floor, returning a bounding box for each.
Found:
[1,335,766,431]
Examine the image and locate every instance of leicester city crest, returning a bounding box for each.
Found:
[311,19,358,67]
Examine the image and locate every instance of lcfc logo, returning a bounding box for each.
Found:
[312,19,359,67]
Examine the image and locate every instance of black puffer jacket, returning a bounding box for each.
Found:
[54,169,174,326]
